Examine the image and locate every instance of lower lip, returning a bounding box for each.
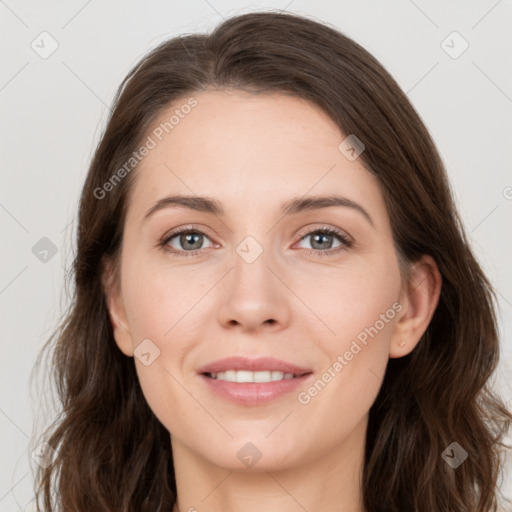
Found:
[199,373,313,406]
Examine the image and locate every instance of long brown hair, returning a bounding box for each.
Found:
[31,10,511,511]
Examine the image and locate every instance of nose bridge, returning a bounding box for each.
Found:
[229,206,275,281]
[231,233,274,298]
[216,230,290,331]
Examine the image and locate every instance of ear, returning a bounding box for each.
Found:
[389,254,442,358]
[101,255,134,357]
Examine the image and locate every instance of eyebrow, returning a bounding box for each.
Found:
[142,194,375,228]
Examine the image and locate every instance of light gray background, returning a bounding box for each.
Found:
[1,0,511,509]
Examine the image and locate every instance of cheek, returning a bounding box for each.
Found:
[292,249,402,347]
[120,258,207,404]
[292,251,400,419]
[121,263,201,431]
[122,254,205,341]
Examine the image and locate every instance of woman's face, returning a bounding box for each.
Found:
[105,89,409,471]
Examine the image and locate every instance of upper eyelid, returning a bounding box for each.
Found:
[295,225,351,241]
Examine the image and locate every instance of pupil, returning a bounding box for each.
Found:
[182,233,202,250]
[312,233,331,250]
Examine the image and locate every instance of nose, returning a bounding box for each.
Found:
[217,246,291,333]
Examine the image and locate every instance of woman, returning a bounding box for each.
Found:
[32,10,511,512]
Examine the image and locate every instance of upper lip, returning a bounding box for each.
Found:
[197,356,312,376]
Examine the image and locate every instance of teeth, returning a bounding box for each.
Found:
[209,370,296,383]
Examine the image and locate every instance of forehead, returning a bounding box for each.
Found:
[147,89,344,163]
[126,89,386,224]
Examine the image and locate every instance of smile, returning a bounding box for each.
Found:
[206,370,299,382]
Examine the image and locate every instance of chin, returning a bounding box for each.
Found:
[200,435,304,472]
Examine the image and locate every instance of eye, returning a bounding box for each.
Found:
[158,225,353,258]
[159,226,216,257]
[294,227,353,257]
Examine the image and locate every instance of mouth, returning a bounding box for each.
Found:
[203,370,311,382]
[196,356,312,380]
[196,357,314,406]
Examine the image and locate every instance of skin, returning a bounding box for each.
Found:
[102,88,442,512]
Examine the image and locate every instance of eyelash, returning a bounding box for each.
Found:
[157,225,353,258]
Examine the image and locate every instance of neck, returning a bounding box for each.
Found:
[171,415,367,512]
